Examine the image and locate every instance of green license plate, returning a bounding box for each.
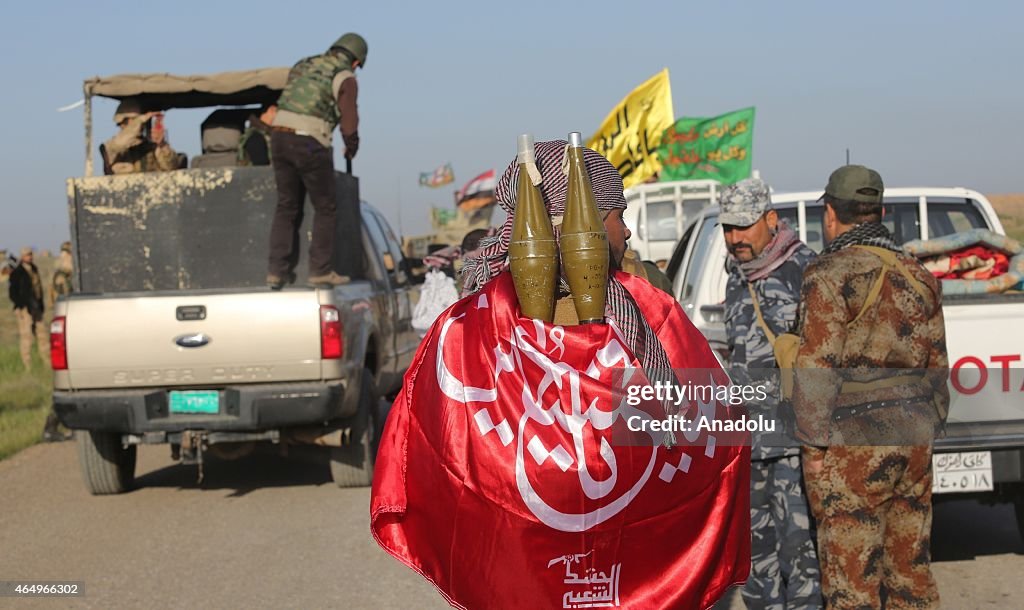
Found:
[169,390,220,414]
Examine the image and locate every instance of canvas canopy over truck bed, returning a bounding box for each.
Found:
[81,67,288,176]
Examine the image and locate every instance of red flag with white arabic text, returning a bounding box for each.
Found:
[371,272,750,609]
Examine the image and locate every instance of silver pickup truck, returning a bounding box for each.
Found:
[53,69,421,494]
[54,198,421,493]
[665,187,1024,533]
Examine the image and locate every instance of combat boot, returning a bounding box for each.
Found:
[41,412,66,443]
[266,271,297,290]
[308,271,350,287]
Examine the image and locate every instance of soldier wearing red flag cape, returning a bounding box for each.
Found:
[371,138,751,609]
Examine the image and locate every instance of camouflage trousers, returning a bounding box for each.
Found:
[15,308,48,370]
[741,455,823,610]
[803,445,938,610]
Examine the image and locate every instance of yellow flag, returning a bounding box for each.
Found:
[586,68,674,188]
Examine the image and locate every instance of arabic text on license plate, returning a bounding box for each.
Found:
[169,390,219,414]
[932,451,993,493]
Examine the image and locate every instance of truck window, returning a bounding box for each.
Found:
[777,208,825,253]
[681,217,720,306]
[665,222,696,281]
[927,201,987,238]
[646,201,678,241]
[365,209,409,287]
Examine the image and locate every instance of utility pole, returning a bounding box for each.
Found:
[845,148,850,165]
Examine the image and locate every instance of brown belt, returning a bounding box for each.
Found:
[271,125,296,134]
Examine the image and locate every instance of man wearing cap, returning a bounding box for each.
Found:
[102,98,179,175]
[7,247,48,371]
[266,33,367,289]
[720,178,821,610]
[794,165,948,609]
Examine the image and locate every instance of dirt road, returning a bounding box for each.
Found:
[1,443,1020,609]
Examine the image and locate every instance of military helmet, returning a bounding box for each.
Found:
[331,33,368,67]
[113,97,144,125]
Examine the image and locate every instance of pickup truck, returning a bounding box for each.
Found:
[664,187,1024,531]
[53,69,421,494]
[622,178,721,265]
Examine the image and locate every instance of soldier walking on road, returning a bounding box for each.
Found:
[720,179,822,610]
[266,33,367,289]
[794,165,949,610]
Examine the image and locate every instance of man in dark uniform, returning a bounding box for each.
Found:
[266,33,367,288]
[8,247,48,371]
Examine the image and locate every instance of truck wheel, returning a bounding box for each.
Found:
[329,368,378,488]
[76,430,137,495]
[1014,485,1024,543]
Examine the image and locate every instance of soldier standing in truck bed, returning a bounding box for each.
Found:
[266,33,367,289]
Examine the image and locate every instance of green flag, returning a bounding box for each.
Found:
[656,107,755,184]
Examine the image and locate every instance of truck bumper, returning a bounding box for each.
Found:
[53,381,345,434]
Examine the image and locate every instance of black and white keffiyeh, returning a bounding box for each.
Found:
[822,222,902,255]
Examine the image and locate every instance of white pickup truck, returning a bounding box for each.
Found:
[664,187,1024,531]
[622,179,722,264]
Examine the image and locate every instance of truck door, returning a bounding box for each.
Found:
[363,209,418,387]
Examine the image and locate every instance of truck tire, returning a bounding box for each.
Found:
[1014,484,1024,542]
[329,368,378,488]
[76,430,137,495]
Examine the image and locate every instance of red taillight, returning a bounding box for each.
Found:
[50,316,68,370]
[320,306,343,359]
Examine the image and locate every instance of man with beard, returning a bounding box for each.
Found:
[794,165,948,609]
[720,178,822,610]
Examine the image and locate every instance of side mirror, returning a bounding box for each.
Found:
[699,304,725,324]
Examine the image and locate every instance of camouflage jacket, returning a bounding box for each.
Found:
[277,51,352,128]
[793,242,949,447]
[725,243,816,459]
[103,116,178,175]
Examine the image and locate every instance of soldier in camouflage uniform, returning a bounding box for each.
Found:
[794,165,949,610]
[102,98,179,175]
[720,178,822,610]
[50,241,73,306]
[266,33,367,288]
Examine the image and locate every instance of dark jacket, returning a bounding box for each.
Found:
[9,262,45,319]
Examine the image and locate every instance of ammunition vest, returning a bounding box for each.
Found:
[276,52,353,129]
[237,127,271,165]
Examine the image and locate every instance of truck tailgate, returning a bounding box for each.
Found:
[65,290,323,389]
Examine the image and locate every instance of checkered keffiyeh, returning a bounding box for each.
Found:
[461,140,676,422]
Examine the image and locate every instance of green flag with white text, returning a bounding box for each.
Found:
[656,107,755,184]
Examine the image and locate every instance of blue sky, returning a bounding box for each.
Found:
[1,0,1021,250]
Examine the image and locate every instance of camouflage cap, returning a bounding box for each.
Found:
[718,178,773,227]
[823,164,884,204]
